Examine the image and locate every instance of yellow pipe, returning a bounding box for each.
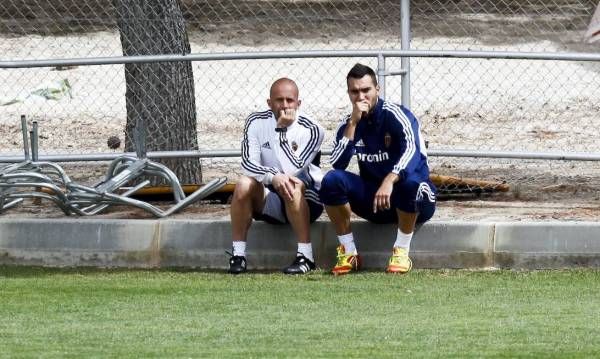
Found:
[133,183,236,196]
[39,175,508,197]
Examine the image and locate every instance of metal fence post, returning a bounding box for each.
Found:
[400,0,411,108]
[377,53,386,99]
[134,119,147,159]
[31,121,39,162]
[20,115,30,161]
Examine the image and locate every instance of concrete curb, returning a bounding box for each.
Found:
[495,222,600,269]
[1,219,600,269]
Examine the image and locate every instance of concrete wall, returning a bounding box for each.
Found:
[1,219,600,270]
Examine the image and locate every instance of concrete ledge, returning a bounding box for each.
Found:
[331,221,494,269]
[1,219,600,269]
[0,219,159,267]
[495,222,600,269]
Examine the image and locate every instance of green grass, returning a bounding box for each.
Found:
[1,267,600,358]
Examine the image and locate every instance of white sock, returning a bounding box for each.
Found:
[338,233,357,255]
[232,241,246,257]
[298,243,314,262]
[393,229,413,251]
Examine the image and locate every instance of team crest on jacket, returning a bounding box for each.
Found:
[292,141,298,151]
[384,132,392,148]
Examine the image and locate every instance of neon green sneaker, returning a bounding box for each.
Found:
[386,247,412,274]
[332,245,361,275]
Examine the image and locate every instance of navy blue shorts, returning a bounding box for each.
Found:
[319,169,436,224]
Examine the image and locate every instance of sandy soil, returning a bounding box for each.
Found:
[3,195,600,222]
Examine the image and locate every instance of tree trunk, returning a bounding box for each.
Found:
[113,0,201,184]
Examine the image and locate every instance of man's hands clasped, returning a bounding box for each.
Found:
[272,173,303,201]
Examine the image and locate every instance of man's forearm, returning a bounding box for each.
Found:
[343,121,358,140]
[382,172,401,186]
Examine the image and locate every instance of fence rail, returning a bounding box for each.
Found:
[4,49,600,69]
[6,149,600,164]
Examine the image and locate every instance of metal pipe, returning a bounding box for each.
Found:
[0,181,70,204]
[28,131,35,161]
[104,156,141,181]
[0,150,242,162]
[80,180,150,215]
[31,121,39,162]
[133,120,147,159]
[384,70,408,76]
[140,169,186,202]
[2,49,600,69]
[400,0,411,107]
[2,192,75,215]
[426,149,600,161]
[161,177,227,217]
[133,182,235,196]
[377,54,386,98]
[32,161,73,184]
[20,115,30,161]
[0,198,23,211]
[5,149,600,163]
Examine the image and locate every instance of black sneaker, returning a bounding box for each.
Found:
[282,254,316,275]
[228,253,247,274]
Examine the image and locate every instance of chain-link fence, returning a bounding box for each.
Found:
[1,0,599,200]
[407,1,600,199]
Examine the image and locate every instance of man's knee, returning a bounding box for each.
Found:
[280,181,306,204]
[392,179,435,214]
[320,169,352,206]
[394,178,420,195]
[320,169,348,192]
[232,176,261,201]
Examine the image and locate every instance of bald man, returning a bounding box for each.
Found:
[228,78,325,275]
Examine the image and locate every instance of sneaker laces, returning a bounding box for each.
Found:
[226,250,246,257]
[294,252,316,265]
[335,249,349,266]
[226,250,245,262]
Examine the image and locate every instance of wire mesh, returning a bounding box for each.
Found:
[0,0,599,199]
[406,0,600,197]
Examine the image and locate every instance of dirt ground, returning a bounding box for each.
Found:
[2,1,597,45]
[3,193,600,221]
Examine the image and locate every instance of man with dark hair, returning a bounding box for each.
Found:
[228,78,325,275]
[320,63,436,275]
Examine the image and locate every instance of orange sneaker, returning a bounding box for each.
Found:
[332,245,361,275]
[386,247,412,274]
